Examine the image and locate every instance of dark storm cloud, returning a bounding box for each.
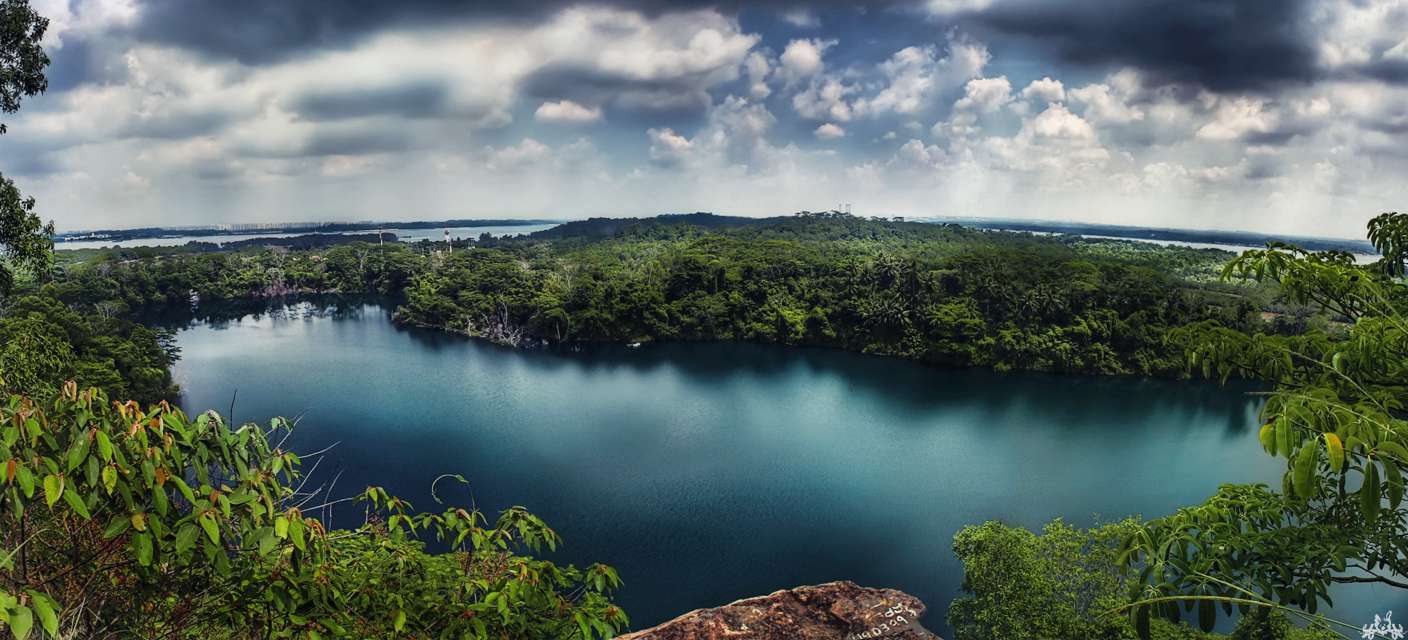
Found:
[116,111,239,140]
[1361,60,1408,85]
[1244,156,1284,180]
[131,0,906,64]
[973,0,1318,92]
[295,84,450,121]
[1,149,60,176]
[42,40,102,92]
[302,130,410,156]
[520,64,716,112]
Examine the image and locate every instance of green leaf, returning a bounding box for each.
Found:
[134,531,153,566]
[1377,441,1408,462]
[152,485,169,517]
[29,594,57,636]
[172,476,196,505]
[15,465,33,498]
[1326,433,1345,473]
[42,474,60,508]
[257,526,278,556]
[96,430,112,461]
[7,604,32,640]
[1197,598,1215,633]
[1362,463,1382,523]
[291,517,306,551]
[67,436,90,473]
[274,515,289,539]
[393,609,407,632]
[1295,442,1318,499]
[101,465,117,495]
[62,487,91,519]
[575,611,590,640]
[175,523,199,556]
[1385,459,1404,510]
[1258,423,1276,453]
[1276,418,1293,458]
[199,511,220,545]
[103,515,131,539]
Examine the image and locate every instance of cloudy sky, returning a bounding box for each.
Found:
[2,0,1406,236]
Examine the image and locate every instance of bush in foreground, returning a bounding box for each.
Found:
[0,381,626,639]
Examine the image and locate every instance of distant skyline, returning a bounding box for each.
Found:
[4,0,1406,237]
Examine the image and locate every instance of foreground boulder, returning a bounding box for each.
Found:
[618,581,940,640]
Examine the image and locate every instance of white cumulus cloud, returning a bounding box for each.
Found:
[535,101,603,123]
[814,123,845,139]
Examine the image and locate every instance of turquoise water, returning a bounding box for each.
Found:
[156,298,1403,636]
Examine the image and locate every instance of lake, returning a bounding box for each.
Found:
[152,297,1405,636]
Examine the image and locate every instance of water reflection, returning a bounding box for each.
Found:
[138,294,384,329]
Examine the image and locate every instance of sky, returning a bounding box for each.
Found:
[2,0,1406,237]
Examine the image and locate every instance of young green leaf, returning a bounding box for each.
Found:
[134,531,153,566]
[1362,463,1383,523]
[1295,442,1318,499]
[15,465,32,498]
[66,437,90,473]
[1384,460,1404,510]
[103,515,131,539]
[1325,433,1345,473]
[42,474,60,508]
[175,523,199,556]
[1377,441,1408,462]
[199,511,220,545]
[101,465,117,495]
[1259,423,1276,453]
[62,487,91,519]
[96,430,112,461]
[1276,418,1293,459]
[29,594,57,636]
[7,604,32,640]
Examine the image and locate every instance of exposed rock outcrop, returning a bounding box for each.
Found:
[618,581,940,640]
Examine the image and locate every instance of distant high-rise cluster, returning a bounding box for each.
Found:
[165,221,375,232]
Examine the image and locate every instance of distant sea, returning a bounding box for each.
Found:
[54,223,560,251]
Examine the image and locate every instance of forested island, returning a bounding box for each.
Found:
[3,211,1407,639]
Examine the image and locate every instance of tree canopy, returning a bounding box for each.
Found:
[1121,212,1408,634]
[0,0,51,295]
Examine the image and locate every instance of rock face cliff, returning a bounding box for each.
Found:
[617,581,941,640]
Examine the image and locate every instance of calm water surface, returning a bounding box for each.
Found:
[153,298,1404,635]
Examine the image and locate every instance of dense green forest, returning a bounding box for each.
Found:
[32,213,1323,391]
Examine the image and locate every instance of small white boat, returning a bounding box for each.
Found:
[627,342,641,348]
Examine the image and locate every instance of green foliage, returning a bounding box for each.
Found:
[47,216,1272,379]
[1231,608,1339,640]
[949,517,1164,640]
[0,383,626,639]
[1122,212,1408,634]
[0,0,51,296]
[0,287,178,404]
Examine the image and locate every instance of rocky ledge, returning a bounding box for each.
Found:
[618,581,941,640]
